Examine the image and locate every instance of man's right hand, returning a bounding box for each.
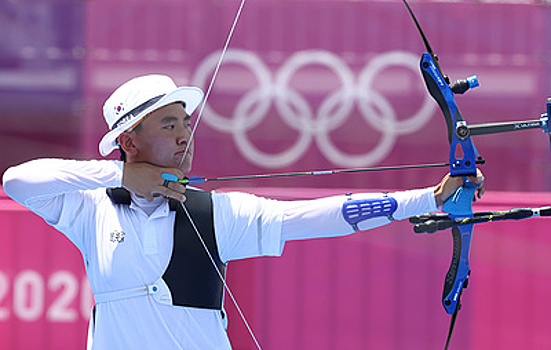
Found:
[122,162,187,202]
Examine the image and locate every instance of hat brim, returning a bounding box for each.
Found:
[99,86,204,157]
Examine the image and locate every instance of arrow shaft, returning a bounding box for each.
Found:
[180,160,485,185]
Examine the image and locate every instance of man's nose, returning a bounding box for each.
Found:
[177,126,192,145]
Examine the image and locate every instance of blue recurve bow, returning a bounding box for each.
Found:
[401,1,484,348]
[402,0,551,345]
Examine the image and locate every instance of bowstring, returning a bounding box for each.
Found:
[180,203,262,349]
[175,1,263,349]
[178,0,246,169]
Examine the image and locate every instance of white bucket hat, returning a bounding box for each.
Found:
[99,74,204,156]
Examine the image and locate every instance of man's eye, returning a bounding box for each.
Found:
[164,125,175,130]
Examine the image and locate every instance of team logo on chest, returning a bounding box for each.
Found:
[110,230,125,243]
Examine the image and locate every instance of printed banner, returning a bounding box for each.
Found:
[1,187,551,349]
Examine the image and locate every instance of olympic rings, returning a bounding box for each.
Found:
[192,49,436,168]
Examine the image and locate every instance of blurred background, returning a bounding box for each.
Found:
[1,0,551,349]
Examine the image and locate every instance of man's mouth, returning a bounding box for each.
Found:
[175,150,192,158]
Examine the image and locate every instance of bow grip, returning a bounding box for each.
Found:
[440,180,477,315]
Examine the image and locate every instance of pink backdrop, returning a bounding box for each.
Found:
[1,186,550,350]
[2,0,551,349]
[2,0,551,193]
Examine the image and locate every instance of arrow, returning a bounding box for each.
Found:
[161,159,486,186]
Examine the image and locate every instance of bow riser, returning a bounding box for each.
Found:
[419,50,478,317]
[419,53,479,177]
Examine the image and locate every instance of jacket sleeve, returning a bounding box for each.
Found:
[280,187,437,241]
[2,158,123,225]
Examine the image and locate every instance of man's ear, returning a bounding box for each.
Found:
[117,131,139,158]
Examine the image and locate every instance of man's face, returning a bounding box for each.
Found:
[130,103,194,173]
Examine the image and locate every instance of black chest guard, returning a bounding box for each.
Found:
[106,187,226,310]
